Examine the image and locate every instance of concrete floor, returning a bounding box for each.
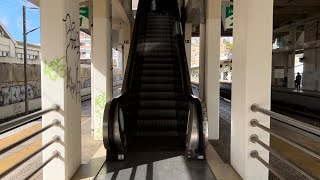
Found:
[72,143,242,180]
[0,100,102,180]
[213,98,320,180]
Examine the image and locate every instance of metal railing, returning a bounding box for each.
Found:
[0,104,61,179]
[0,104,60,134]
[250,104,320,180]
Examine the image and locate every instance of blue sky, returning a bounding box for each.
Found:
[0,0,40,44]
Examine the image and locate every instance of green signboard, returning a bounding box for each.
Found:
[80,7,89,29]
[225,5,233,29]
[222,2,233,30]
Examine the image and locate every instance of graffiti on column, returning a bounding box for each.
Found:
[94,93,107,139]
[63,14,81,102]
[0,84,40,106]
[44,56,66,80]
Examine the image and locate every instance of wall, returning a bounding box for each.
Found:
[0,63,92,119]
[272,53,288,87]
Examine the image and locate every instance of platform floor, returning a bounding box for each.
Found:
[72,144,241,180]
[96,152,216,180]
[214,98,320,180]
[272,87,320,97]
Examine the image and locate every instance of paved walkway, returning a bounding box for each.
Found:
[0,100,102,180]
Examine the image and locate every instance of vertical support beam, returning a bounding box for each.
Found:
[41,0,81,179]
[204,0,221,140]
[231,0,273,179]
[303,20,318,91]
[287,27,296,89]
[92,0,113,140]
[185,23,192,73]
[198,0,206,100]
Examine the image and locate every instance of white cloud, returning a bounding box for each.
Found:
[0,16,10,28]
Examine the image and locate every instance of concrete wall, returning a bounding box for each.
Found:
[272,53,288,86]
[0,63,92,119]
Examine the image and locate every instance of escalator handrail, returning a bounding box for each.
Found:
[173,0,193,95]
[122,0,146,94]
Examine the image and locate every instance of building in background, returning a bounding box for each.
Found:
[0,21,41,64]
[80,31,91,64]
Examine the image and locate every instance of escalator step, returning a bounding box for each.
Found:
[138,34,178,39]
[142,57,176,63]
[134,131,179,137]
[137,119,178,130]
[141,63,177,70]
[144,29,173,34]
[139,83,178,91]
[136,46,177,53]
[139,100,188,109]
[141,70,177,76]
[139,92,179,99]
[137,42,173,49]
[138,109,177,118]
[138,37,177,42]
[139,51,176,57]
[140,76,180,84]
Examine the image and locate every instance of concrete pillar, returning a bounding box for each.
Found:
[287,28,296,89]
[92,0,113,140]
[123,23,131,71]
[185,23,192,72]
[204,0,221,140]
[41,0,81,179]
[231,0,273,179]
[303,20,319,91]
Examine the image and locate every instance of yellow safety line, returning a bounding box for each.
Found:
[0,123,41,148]
[0,116,91,174]
[0,139,42,173]
[271,136,320,178]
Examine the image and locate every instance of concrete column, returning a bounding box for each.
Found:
[204,0,221,140]
[92,0,113,140]
[41,0,81,179]
[231,0,273,179]
[185,23,192,72]
[123,23,131,71]
[303,20,318,91]
[287,28,296,89]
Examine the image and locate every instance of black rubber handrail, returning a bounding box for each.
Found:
[122,0,146,93]
[173,0,192,95]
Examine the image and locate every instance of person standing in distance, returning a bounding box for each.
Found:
[295,72,302,91]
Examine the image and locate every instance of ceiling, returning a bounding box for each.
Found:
[187,0,320,36]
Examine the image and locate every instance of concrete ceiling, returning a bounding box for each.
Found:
[28,0,132,24]
[273,0,320,30]
[186,0,320,36]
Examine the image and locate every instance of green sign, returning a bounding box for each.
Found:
[221,2,234,30]
[226,5,233,18]
[80,7,89,29]
[225,5,233,29]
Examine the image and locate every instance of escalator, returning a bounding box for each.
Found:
[103,0,208,161]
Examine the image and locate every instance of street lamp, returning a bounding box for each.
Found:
[23,5,40,115]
